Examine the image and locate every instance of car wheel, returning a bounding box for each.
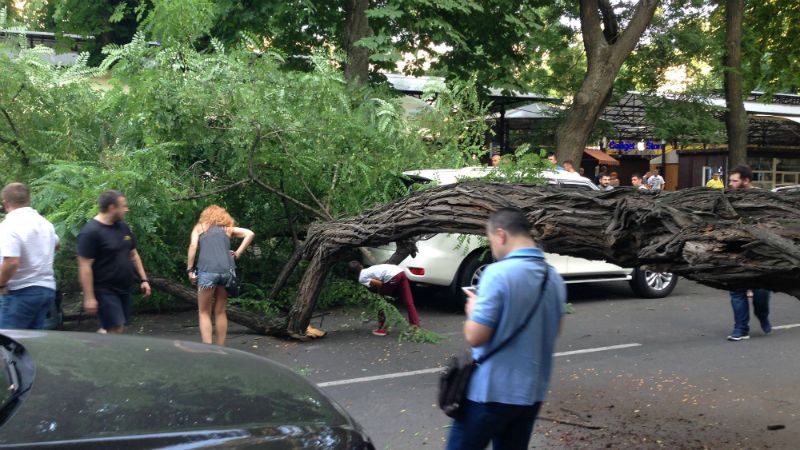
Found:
[453,250,493,301]
[629,268,677,298]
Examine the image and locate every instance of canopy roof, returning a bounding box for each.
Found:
[384,73,557,109]
[500,91,800,148]
[599,92,800,145]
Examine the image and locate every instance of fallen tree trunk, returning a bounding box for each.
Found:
[152,183,800,338]
[150,277,287,335]
[284,183,800,335]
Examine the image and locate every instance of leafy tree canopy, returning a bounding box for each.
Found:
[0,13,492,310]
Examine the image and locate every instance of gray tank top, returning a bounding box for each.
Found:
[197,226,233,273]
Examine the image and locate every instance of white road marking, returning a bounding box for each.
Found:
[773,323,800,330]
[318,367,446,387]
[554,343,641,357]
[317,343,642,388]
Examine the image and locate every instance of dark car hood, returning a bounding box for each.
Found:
[0,331,367,448]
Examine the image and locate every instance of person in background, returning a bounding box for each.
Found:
[598,174,614,191]
[562,160,577,173]
[706,171,724,189]
[77,190,151,334]
[348,261,420,336]
[187,205,255,346]
[546,152,562,170]
[0,183,59,330]
[446,207,566,450]
[609,171,621,187]
[647,168,665,191]
[631,173,649,190]
[491,153,502,167]
[594,166,608,185]
[725,165,771,341]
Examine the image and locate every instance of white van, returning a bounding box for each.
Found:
[366,167,678,299]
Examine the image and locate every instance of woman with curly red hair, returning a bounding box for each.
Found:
[186,205,254,346]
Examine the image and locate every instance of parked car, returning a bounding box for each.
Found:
[0,330,374,449]
[772,185,800,194]
[367,167,678,300]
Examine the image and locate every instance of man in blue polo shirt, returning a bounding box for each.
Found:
[447,207,566,450]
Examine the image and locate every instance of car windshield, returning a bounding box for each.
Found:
[1,333,348,444]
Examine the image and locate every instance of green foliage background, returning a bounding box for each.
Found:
[0,11,494,319]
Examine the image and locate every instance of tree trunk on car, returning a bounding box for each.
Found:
[284,184,800,336]
[152,184,800,338]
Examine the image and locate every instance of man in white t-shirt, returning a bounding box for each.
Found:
[647,168,665,191]
[348,261,421,336]
[0,183,59,329]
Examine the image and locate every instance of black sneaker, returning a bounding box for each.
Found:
[727,333,750,341]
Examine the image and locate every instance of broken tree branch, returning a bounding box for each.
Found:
[283,183,800,335]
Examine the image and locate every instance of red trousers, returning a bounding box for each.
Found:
[378,272,421,327]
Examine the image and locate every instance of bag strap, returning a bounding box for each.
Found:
[474,261,550,365]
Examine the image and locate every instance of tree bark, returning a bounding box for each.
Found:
[154,184,800,339]
[343,0,372,84]
[287,183,800,334]
[150,277,288,335]
[724,0,749,167]
[385,239,419,265]
[556,0,661,165]
[285,253,335,337]
[268,244,306,300]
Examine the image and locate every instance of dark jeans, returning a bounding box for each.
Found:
[446,400,542,450]
[378,272,420,326]
[0,286,56,330]
[730,289,770,335]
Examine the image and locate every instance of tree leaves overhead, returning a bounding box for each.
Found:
[0,29,491,291]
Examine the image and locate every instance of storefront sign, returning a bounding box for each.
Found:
[607,140,665,152]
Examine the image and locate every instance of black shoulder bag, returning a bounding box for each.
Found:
[438,263,550,418]
[225,251,240,297]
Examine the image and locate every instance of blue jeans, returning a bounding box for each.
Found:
[0,286,56,330]
[446,400,542,450]
[730,289,770,335]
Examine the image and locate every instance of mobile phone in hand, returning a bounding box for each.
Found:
[462,286,477,296]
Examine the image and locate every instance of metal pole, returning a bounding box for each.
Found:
[661,141,667,190]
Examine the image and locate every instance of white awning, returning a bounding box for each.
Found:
[752,114,800,125]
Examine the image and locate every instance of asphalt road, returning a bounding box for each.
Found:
[105,278,800,449]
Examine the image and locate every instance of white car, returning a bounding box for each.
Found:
[772,185,800,193]
[367,167,678,299]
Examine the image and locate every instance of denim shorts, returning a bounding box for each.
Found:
[197,271,232,290]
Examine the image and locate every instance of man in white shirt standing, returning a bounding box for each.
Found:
[647,167,665,191]
[0,183,59,329]
[348,261,421,336]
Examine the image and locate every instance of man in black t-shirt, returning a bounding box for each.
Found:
[77,190,151,333]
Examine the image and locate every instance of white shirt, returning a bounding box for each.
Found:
[0,207,59,290]
[358,264,404,287]
[648,175,665,190]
